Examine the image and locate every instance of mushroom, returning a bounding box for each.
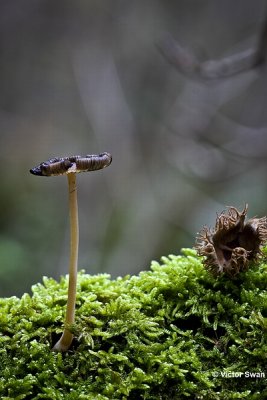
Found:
[30,152,112,351]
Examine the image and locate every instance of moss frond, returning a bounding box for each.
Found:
[0,248,266,399]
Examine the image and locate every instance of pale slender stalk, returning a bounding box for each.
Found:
[53,173,79,352]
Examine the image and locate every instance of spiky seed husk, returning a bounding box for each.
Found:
[196,205,267,277]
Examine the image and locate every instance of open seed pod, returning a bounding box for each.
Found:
[196,205,267,277]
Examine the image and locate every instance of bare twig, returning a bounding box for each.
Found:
[158,16,267,80]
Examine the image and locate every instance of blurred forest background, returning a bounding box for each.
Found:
[1,0,267,296]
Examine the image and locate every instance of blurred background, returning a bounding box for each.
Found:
[1,0,267,296]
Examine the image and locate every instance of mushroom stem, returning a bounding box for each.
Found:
[53,172,79,352]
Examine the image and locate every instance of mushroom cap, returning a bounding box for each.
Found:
[30,152,112,177]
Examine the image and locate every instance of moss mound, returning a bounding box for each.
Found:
[0,249,266,399]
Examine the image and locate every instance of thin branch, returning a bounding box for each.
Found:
[158,16,267,80]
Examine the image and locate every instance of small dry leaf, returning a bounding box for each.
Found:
[196,204,267,277]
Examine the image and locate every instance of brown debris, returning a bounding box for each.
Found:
[196,205,267,277]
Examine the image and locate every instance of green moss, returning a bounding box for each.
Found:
[0,248,267,399]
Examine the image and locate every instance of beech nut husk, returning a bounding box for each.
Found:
[195,205,267,277]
